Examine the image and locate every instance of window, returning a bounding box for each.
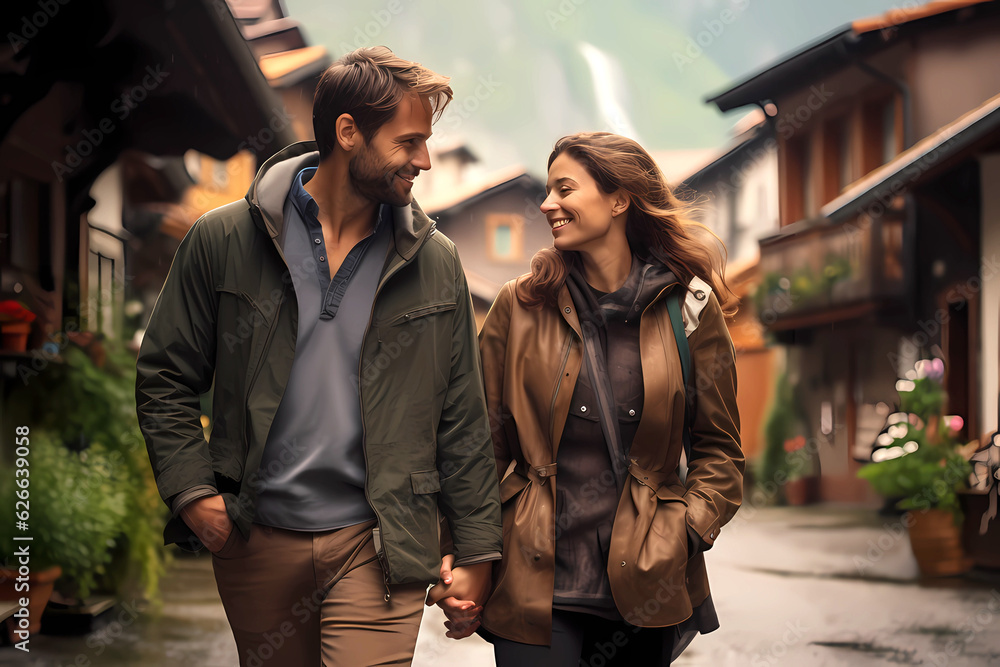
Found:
[782,136,811,225]
[861,97,897,175]
[822,115,852,201]
[486,214,524,262]
[881,100,897,163]
[88,228,124,338]
[837,118,852,191]
[494,224,512,256]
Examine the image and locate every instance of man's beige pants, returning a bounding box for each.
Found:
[211,519,427,666]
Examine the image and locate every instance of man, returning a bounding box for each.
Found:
[136,47,501,666]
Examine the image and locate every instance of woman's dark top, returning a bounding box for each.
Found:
[552,257,721,650]
[552,284,644,618]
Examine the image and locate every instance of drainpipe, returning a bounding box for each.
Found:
[834,34,913,149]
[837,41,919,350]
[853,59,913,149]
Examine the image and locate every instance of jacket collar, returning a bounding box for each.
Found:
[556,261,681,336]
[245,140,434,259]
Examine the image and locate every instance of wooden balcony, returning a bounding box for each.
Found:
[755,214,906,329]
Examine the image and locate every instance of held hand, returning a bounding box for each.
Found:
[427,556,492,639]
[179,494,232,553]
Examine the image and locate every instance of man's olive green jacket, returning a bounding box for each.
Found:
[136,141,502,584]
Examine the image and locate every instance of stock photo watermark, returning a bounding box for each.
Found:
[6,0,71,53]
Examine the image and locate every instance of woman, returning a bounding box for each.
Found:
[439,132,744,665]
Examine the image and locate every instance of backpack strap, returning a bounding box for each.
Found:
[666,288,694,479]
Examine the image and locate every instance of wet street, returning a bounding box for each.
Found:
[4,505,1000,666]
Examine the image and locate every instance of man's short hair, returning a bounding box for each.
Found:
[312,46,453,159]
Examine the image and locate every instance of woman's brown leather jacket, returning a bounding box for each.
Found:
[478,274,744,645]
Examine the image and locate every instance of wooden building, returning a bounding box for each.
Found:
[420,147,549,327]
[704,0,1000,502]
[679,112,781,461]
[0,0,299,379]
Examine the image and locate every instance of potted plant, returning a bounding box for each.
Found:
[6,339,168,606]
[783,434,820,505]
[0,300,35,352]
[857,358,977,576]
[757,370,820,505]
[0,430,128,635]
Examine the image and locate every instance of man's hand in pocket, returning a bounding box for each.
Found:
[180,495,233,552]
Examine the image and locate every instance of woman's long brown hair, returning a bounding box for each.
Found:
[517,132,737,317]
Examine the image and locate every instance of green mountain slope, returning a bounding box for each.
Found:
[282,0,901,175]
[284,0,733,174]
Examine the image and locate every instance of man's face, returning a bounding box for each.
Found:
[349,94,433,207]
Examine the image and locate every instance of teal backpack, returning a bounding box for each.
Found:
[666,290,694,480]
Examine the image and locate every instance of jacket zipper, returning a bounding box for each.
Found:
[242,297,283,466]
[548,329,575,447]
[242,203,292,480]
[605,281,680,474]
[358,250,420,599]
[386,301,457,327]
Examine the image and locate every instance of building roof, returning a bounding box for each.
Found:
[705,0,998,112]
[675,110,771,186]
[437,144,480,164]
[226,0,279,21]
[421,165,540,216]
[852,0,993,33]
[652,148,726,186]
[258,45,330,88]
[820,90,1000,224]
[0,0,298,160]
[464,269,504,303]
[241,17,308,57]
[759,90,1000,244]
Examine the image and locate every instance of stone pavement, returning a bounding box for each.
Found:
[4,505,1000,665]
[676,505,1000,667]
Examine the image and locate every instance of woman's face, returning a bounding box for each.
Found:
[541,153,623,253]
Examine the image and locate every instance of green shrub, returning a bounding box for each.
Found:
[0,430,128,598]
[7,343,168,602]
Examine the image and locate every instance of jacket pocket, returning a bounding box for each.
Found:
[382,301,457,327]
[410,469,441,495]
[645,482,690,564]
[216,286,270,321]
[209,522,244,560]
[653,482,689,503]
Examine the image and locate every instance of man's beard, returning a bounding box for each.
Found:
[349,144,410,207]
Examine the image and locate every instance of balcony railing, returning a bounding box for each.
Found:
[755,214,906,326]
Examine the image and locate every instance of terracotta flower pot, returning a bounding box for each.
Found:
[907,509,972,576]
[0,565,61,636]
[1,320,31,352]
[784,476,820,506]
